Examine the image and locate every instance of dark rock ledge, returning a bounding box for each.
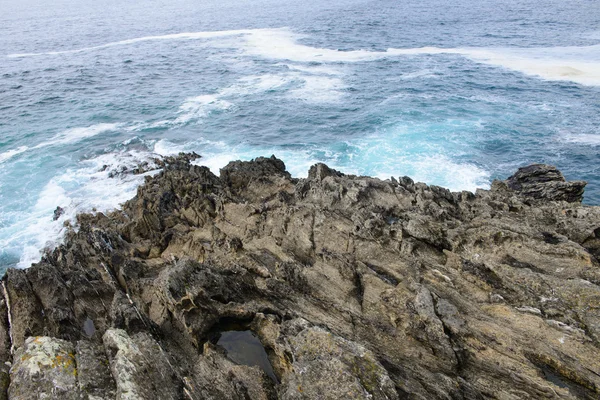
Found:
[1,155,600,399]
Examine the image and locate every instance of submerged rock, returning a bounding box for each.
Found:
[1,153,600,399]
[53,206,65,221]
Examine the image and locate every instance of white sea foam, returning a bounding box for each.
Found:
[220,74,293,97]
[288,75,346,103]
[174,95,233,125]
[137,95,234,129]
[5,27,424,63]
[0,123,120,164]
[11,149,161,268]
[243,30,600,86]
[242,29,396,62]
[457,46,600,86]
[400,69,440,80]
[382,154,490,193]
[280,63,344,76]
[197,152,243,173]
[7,29,257,58]
[153,139,182,156]
[14,179,74,268]
[248,30,600,86]
[225,72,348,103]
[6,27,382,61]
[9,26,600,86]
[0,146,29,164]
[150,70,344,125]
[241,74,293,92]
[385,45,600,86]
[153,137,228,157]
[559,132,600,145]
[153,139,248,176]
[151,134,489,193]
[35,123,121,148]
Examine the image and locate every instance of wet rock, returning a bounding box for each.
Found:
[53,206,65,221]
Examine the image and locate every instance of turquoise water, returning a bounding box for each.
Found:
[1,0,599,270]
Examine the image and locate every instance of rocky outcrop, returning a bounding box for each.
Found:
[506,164,587,203]
[1,154,600,399]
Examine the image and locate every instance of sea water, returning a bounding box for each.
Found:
[1,0,599,271]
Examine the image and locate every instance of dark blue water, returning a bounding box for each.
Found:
[1,0,599,270]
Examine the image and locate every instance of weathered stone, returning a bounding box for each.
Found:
[2,270,44,349]
[187,342,277,400]
[279,325,399,400]
[0,154,599,399]
[103,329,180,400]
[8,337,81,399]
[75,340,116,399]
[506,164,586,203]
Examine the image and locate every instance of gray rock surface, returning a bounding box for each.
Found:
[0,153,599,399]
[506,163,587,203]
[9,337,80,399]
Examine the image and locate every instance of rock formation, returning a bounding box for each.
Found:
[1,155,599,399]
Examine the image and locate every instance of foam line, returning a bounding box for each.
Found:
[34,123,121,148]
[9,27,600,86]
[7,29,260,58]
[244,30,600,85]
[457,46,600,86]
[0,123,120,164]
[140,71,346,131]
[0,146,29,164]
[559,132,600,145]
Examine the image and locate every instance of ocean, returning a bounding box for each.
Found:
[1,0,599,272]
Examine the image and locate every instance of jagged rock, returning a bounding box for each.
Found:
[506,164,587,203]
[3,270,44,349]
[1,153,599,399]
[220,155,294,202]
[307,163,343,181]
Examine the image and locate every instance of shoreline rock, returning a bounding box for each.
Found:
[1,154,600,399]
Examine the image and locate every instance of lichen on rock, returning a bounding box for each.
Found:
[9,336,80,399]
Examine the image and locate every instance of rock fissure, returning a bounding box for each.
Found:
[1,283,14,356]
